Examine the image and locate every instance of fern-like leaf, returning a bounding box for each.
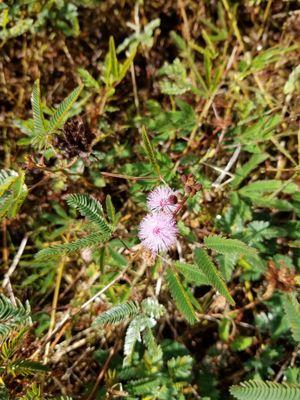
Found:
[93,301,140,326]
[31,79,46,147]
[174,261,210,286]
[124,315,155,365]
[283,293,300,342]
[8,359,48,377]
[141,298,165,319]
[0,295,31,340]
[230,379,300,400]
[66,194,111,236]
[204,236,256,257]
[36,231,106,259]
[141,126,160,176]
[48,85,82,134]
[165,268,197,325]
[194,249,235,305]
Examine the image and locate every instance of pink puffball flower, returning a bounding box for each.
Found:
[138,212,178,253]
[147,186,178,214]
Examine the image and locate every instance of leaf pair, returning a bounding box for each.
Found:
[167,236,257,324]
[0,295,31,341]
[36,193,115,259]
[93,298,165,365]
[30,79,82,149]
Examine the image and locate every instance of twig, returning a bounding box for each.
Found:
[101,171,153,181]
[44,255,66,364]
[87,346,117,400]
[2,233,29,289]
[212,145,241,187]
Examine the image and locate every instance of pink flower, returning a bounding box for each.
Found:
[138,212,178,253]
[147,186,178,214]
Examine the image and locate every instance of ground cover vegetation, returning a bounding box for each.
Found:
[0,0,299,399]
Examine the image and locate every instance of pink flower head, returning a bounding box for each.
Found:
[138,212,178,253]
[147,186,178,214]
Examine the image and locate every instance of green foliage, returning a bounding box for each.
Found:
[117,18,160,53]
[78,68,100,90]
[18,79,82,149]
[1,2,299,398]
[204,235,257,257]
[283,293,300,342]
[194,248,235,305]
[238,179,297,211]
[124,315,155,365]
[234,114,281,146]
[78,37,136,95]
[105,339,195,399]
[231,153,268,188]
[0,169,28,220]
[165,268,197,325]
[36,193,114,259]
[93,301,139,325]
[239,45,299,78]
[174,261,210,286]
[48,86,83,135]
[0,1,81,42]
[94,298,165,366]
[158,58,193,95]
[66,194,111,236]
[105,194,117,225]
[36,231,105,259]
[0,295,31,341]
[5,359,48,377]
[141,126,160,176]
[103,36,137,88]
[31,79,46,147]
[19,384,41,400]
[0,384,9,399]
[230,380,300,400]
[142,99,197,140]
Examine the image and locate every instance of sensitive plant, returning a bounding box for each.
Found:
[0,2,300,399]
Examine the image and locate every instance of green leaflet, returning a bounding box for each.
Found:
[105,194,116,224]
[36,193,115,259]
[36,231,106,259]
[283,293,300,342]
[230,380,300,400]
[165,268,198,325]
[66,193,111,236]
[194,248,235,305]
[48,85,83,134]
[204,235,257,257]
[141,126,160,177]
[0,295,31,341]
[107,36,119,81]
[93,301,140,326]
[31,79,46,147]
[78,67,100,89]
[123,315,155,365]
[174,261,210,286]
[7,359,48,376]
[239,180,298,197]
